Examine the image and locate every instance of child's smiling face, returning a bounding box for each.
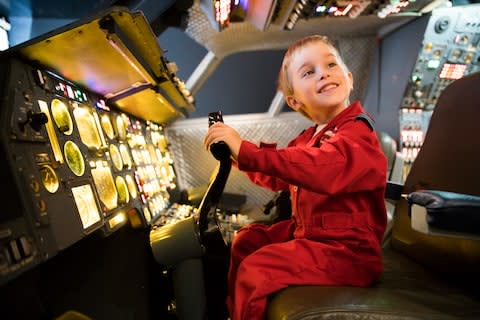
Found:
[285,41,353,123]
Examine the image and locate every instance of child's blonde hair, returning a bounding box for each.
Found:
[277,35,350,97]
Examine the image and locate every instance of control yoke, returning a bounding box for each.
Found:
[197,111,232,244]
[149,111,232,320]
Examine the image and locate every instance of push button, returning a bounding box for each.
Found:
[19,236,32,257]
[8,240,22,262]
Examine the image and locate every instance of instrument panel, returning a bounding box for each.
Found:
[399,4,480,179]
[0,57,178,285]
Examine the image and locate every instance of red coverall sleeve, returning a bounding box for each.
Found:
[240,142,290,191]
[237,121,387,195]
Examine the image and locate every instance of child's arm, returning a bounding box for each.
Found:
[237,121,387,195]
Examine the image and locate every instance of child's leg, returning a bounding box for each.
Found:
[227,220,294,316]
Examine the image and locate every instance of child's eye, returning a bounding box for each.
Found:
[302,70,314,77]
[327,62,337,68]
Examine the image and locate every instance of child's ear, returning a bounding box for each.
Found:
[285,95,302,111]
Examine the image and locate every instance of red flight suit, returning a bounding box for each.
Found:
[227,101,388,320]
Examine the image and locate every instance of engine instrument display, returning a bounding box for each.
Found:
[64,141,85,176]
[125,174,137,199]
[51,98,74,135]
[439,63,466,80]
[119,144,132,169]
[71,184,102,229]
[92,165,118,211]
[115,115,127,141]
[40,165,60,193]
[73,106,102,150]
[116,176,129,204]
[109,144,124,171]
[101,114,115,140]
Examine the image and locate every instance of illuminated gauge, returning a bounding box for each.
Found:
[64,141,85,176]
[158,135,168,151]
[125,174,137,199]
[71,184,101,230]
[147,145,158,163]
[143,207,152,223]
[115,115,127,141]
[109,144,123,171]
[155,148,163,162]
[40,165,59,193]
[115,176,129,204]
[101,114,115,140]
[51,98,73,135]
[119,144,132,169]
[73,107,101,150]
[132,150,140,164]
[91,166,118,210]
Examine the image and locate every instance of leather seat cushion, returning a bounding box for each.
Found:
[266,246,480,319]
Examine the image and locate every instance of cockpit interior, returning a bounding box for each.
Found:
[0,0,479,319]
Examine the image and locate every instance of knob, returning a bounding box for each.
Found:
[20,110,48,132]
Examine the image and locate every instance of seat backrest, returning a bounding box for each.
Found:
[376,131,404,184]
[377,131,397,177]
[391,72,480,272]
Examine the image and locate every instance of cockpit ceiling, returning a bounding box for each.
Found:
[183,1,419,58]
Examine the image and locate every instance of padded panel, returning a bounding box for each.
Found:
[267,246,480,320]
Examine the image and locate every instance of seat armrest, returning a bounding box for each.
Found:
[407,190,480,239]
[385,181,404,201]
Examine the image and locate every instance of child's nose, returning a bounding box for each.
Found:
[316,68,328,80]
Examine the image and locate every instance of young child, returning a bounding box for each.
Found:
[204,35,387,320]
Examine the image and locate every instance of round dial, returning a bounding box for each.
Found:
[125,174,137,199]
[40,165,59,193]
[115,115,127,141]
[119,144,132,169]
[51,98,73,135]
[101,114,115,140]
[115,176,129,204]
[64,141,85,176]
[109,144,123,171]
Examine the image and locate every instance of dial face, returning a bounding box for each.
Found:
[91,166,118,210]
[115,115,127,141]
[115,176,129,204]
[51,98,73,135]
[64,141,85,176]
[125,174,137,199]
[119,144,132,169]
[101,114,115,140]
[109,144,123,171]
[40,165,59,193]
[71,184,101,230]
[73,107,101,150]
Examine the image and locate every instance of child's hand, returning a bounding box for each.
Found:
[204,123,242,160]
